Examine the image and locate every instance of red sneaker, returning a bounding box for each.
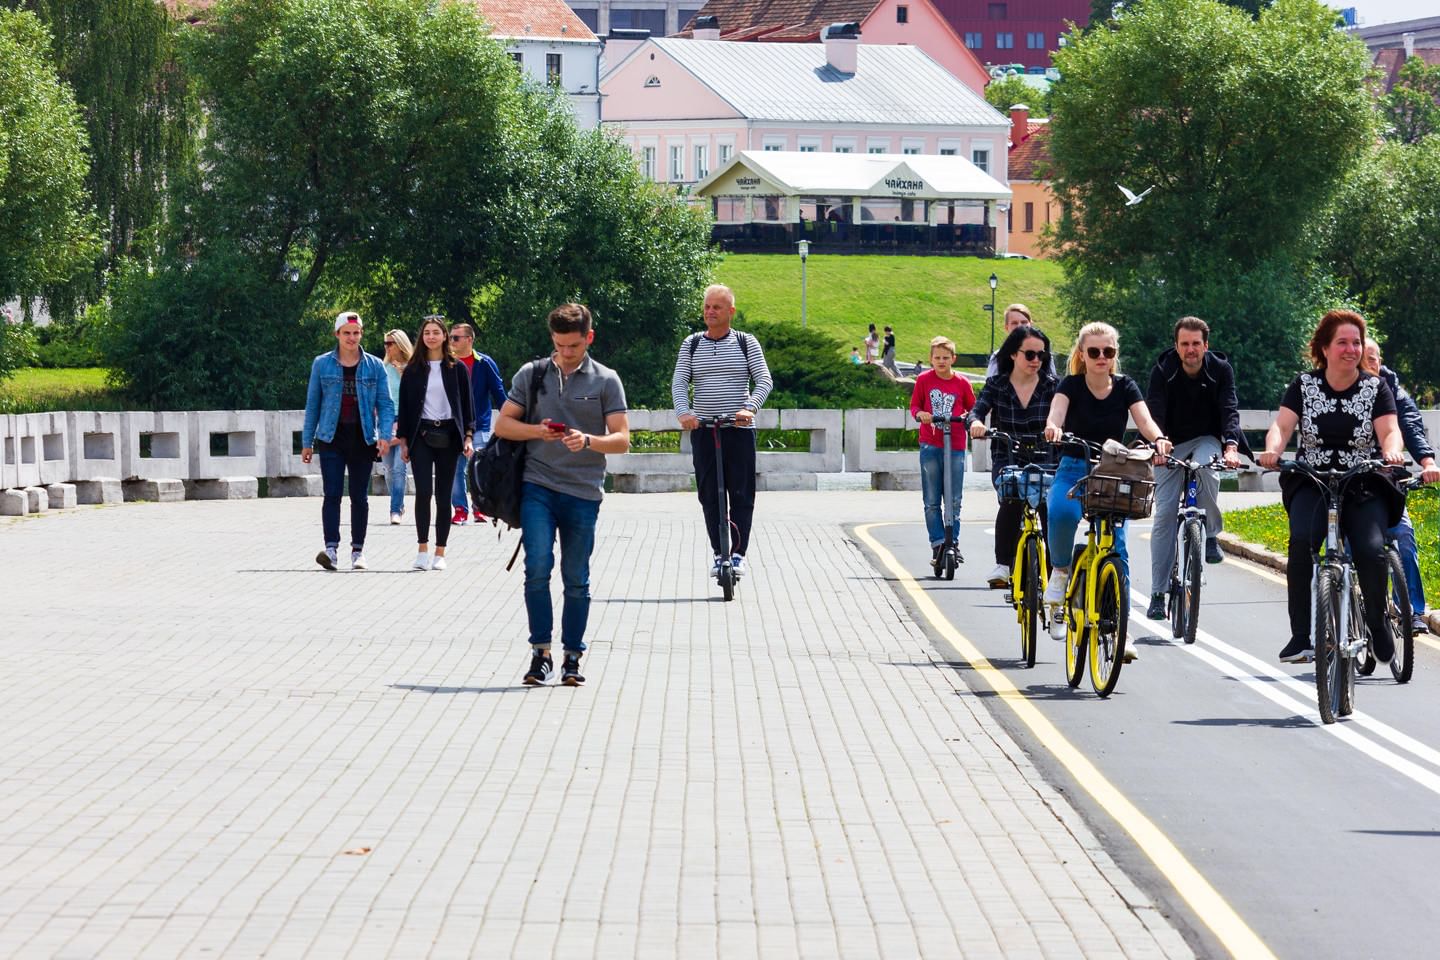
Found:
[451,507,468,526]
[471,510,490,524]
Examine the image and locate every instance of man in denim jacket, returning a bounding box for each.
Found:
[302,311,396,570]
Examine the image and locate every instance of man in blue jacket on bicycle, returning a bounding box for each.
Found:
[1144,317,1248,621]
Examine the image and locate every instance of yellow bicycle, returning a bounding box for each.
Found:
[986,431,1053,669]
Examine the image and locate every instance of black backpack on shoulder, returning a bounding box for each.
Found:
[470,358,548,534]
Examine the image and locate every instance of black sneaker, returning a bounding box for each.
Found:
[561,654,585,687]
[1278,637,1313,664]
[1206,538,1224,564]
[523,651,553,685]
[1146,594,1166,620]
[1413,614,1430,636]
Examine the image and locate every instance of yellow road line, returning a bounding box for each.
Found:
[855,522,1278,960]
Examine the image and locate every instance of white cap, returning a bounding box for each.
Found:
[334,311,362,332]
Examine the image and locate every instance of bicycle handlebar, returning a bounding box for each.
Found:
[694,415,740,427]
[1159,453,1226,473]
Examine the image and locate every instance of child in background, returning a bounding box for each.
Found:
[910,336,976,563]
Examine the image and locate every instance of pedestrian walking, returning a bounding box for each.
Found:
[397,317,475,571]
[301,311,395,571]
[381,329,413,525]
[911,335,976,563]
[672,284,774,580]
[863,324,879,364]
[881,325,898,375]
[445,320,506,526]
[492,304,630,687]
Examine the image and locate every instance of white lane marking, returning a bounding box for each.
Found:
[1127,589,1440,795]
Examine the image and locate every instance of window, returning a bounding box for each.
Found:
[641,145,656,179]
[964,32,983,49]
[1024,202,1034,233]
[798,136,820,153]
[713,197,746,222]
[1027,31,1045,49]
[545,53,562,86]
[644,75,661,88]
[832,138,855,153]
[901,139,923,155]
[609,8,666,33]
[679,7,701,27]
[939,147,957,156]
[669,144,683,181]
[718,143,733,163]
[799,144,818,152]
[763,142,784,152]
[868,146,887,154]
[996,33,1013,49]
[509,52,524,69]
[896,4,908,22]
[988,3,1007,19]
[867,137,891,154]
[574,8,599,31]
[972,148,989,172]
[834,146,853,153]
[694,144,708,179]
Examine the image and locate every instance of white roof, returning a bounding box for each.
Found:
[644,38,1007,127]
[693,150,1012,201]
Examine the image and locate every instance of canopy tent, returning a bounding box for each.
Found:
[692,150,1012,255]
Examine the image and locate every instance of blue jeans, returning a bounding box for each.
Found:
[382,440,407,515]
[1390,510,1427,615]
[521,482,601,653]
[920,444,966,547]
[318,446,372,550]
[1046,455,1130,579]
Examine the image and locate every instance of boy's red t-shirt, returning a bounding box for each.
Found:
[910,370,976,450]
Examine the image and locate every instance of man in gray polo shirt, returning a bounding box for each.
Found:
[492,303,630,687]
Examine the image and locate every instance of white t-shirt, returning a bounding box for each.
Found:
[421,361,452,421]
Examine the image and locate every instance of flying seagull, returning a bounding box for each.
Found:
[1117,184,1155,206]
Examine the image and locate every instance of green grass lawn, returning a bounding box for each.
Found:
[714,254,1067,362]
[0,368,126,414]
[1224,493,1440,603]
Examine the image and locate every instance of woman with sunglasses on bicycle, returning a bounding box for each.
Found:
[969,324,1059,589]
[397,317,475,571]
[381,329,414,525]
[1042,323,1172,649]
[1257,310,1406,664]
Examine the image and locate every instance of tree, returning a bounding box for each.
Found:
[1318,137,1440,398]
[1381,56,1440,145]
[1047,0,1374,404]
[1,0,199,322]
[985,74,1047,117]
[0,9,95,379]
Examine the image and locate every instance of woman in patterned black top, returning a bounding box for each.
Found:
[1258,310,1406,664]
[969,324,1060,589]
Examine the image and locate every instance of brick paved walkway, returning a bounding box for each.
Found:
[0,492,1193,959]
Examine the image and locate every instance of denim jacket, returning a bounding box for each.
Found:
[302,350,396,448]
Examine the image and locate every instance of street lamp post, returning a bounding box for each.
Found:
[797,240,811,328]
[987,272,999,356]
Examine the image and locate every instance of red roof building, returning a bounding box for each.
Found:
[1005,105,1055,258]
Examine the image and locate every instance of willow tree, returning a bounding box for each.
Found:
[3,0,198,319]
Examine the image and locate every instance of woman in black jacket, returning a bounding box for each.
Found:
[398,316,475,570]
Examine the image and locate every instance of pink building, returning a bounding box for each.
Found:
[673,0,991,94]
[600,27,1011,189]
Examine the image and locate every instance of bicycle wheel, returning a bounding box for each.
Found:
[1089,555,1127,697]
[1064,568,1087,688]
[1314,567,1343,724]
[1019,535,1041,668]
[1340,581,1363,717]
[1385,546,1415,683]
[1181,519,1204,645]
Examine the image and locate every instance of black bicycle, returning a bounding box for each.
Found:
[1156,453,1226,645]
[1355,475,1424,683]
[696,415,741,601]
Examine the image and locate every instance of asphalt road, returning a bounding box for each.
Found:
[862,516,1440,960]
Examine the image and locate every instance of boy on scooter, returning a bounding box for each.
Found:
[911,336,976,567]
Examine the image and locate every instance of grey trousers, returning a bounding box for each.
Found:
[1150,435,1224,596]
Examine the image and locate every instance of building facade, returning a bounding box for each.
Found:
[1004,106,1056,259]
[933,0,1088,71]
[566,0,703,36]
[473,0,603,126]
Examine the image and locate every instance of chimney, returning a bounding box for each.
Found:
[822,22,860,75]
[1403,32,1416,57]
[1010,104,1030,144]
[693,14,720,41]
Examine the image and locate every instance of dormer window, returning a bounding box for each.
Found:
[644,75,661,88]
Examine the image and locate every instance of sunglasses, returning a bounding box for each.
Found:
[449,334,470,341]
[423,314,446,322]
[1018,349,1049,362]
[384,340,396,348]
[1086,346,1118,360]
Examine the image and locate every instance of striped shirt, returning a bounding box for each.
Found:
[672,330,774,425]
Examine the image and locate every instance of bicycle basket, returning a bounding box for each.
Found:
[1080,444,1155,520]
[997,465,1054,508]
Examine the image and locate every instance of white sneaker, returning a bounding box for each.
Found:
[351,550,367,570]
[389,512,402,525]
[710,555,723,576]
[431,555,447,571]
[732,554,746,578]
[1049,612,1067,641]
[413,552,431,571]
[1044,569,1069,604]
[316,547,338,571]
[987,564,1010,588]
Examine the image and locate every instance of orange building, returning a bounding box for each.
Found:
[1005,105,1057,259]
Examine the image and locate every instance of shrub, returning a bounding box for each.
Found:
[731,316,909,409]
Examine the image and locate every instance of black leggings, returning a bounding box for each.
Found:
[1285,486,1392,658]
[994,497,1048,568]
[410,427,461,548]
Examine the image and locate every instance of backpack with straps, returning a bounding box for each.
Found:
[687,330,753,362]
[469,358,548,537]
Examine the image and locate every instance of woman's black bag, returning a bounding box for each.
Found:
[469,359,548,532]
